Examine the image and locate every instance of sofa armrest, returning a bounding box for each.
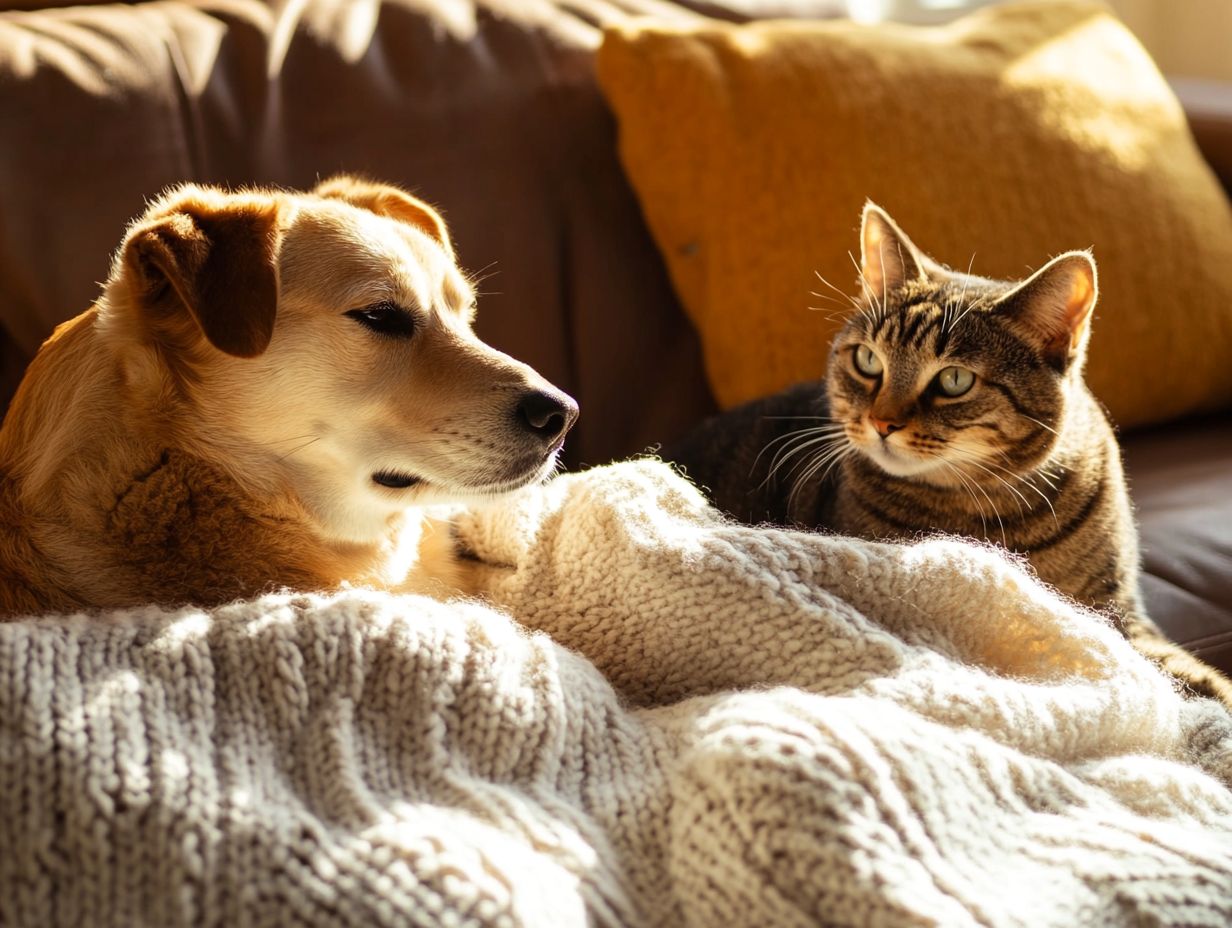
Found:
[1174,77,1232,197]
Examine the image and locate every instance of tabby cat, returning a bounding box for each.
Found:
[664,204,1232,706]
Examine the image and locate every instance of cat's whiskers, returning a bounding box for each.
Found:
[757,425,848,486]
[1014,474,1059,525]
[789,442,854,513]
[813,270,874,327]
[941,459,997,542]
[789,432,850,478]
[987,445,1064,500]
[766,433,844,483]
[760,420,848,450]
[941,297,955,337]
[947,259,988,333]
[980,450,1061,524]
[763,415,843,421]
[756,421,846,458]
[847,251,886,326]
[808,291,854,309]
[946,458,1005,527]
[876,242,890,327]
[1021,414,1060,437]
[948,300,981,333]
[943,254,977,335]
[811,271,863,309]
[808,292,860,323]
[998,448,1062,492]
[809,307,860,324]
[963,469,1007,547]
[882,245,890,324]
[1034,469,1062,492]
[945,447,1034,519]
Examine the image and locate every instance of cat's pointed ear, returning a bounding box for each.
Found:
[860,203,928,297]
[992,251,1098,371]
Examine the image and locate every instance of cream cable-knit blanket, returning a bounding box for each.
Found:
[3,460,1232,927]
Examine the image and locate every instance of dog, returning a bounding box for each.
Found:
[0,176,577,616]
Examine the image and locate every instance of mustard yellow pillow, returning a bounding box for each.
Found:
[596,0,1232,429]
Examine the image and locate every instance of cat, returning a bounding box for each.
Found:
[663,203,1232,707]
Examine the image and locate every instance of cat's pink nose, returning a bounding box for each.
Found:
[870,417,905,438]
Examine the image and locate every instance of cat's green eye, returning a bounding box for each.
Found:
[853,345,883,377]
[935,366,975,397]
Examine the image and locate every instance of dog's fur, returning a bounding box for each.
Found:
[0,177,577,616]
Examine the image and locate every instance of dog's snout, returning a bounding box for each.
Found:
[516,390,578,444]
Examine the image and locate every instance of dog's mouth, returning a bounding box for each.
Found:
[370,448,561,497]
[372,470,423,490]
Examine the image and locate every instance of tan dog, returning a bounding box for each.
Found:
[0,177,577,616]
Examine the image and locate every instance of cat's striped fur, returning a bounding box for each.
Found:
[665,204,1232,707]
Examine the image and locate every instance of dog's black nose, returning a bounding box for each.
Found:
[516,390,579,443]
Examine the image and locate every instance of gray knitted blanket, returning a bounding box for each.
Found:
[3,460,1232,927]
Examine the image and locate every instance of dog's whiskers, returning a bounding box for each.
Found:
[271,434,325,464]
[467,260,500,290]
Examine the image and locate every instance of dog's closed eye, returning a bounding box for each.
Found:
[346,301,415,339]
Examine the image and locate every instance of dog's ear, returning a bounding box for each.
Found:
[121,189,281,358]
[314,174,453,257]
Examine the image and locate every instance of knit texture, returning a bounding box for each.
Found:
[595,0,1232,429]
[3,460,1232,926]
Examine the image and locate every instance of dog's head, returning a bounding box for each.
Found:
[101,176,577,543]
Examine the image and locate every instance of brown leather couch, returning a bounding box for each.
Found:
[1,0,1229,675]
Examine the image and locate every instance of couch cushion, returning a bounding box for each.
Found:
[596,0,1232,432]
[1123,415,1232,676]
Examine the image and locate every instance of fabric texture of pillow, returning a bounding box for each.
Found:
[596,0,1232,430]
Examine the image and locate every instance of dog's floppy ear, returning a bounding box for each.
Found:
[121,188,281,358]
[314,174,453,257]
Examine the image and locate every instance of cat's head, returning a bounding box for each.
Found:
[826,203,1098,483]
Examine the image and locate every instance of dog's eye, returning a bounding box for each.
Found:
[345,302,415,339]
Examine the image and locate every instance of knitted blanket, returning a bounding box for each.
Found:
[3,460,1232,927]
